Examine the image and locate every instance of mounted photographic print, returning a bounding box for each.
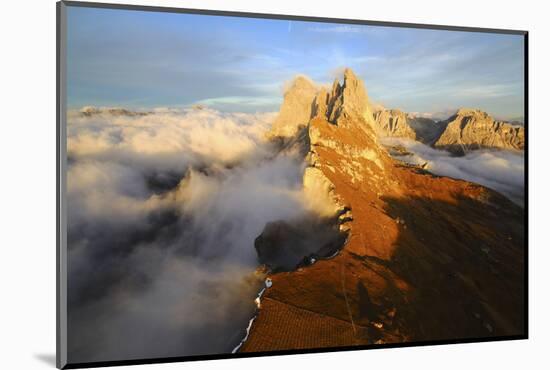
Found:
[56,1,528,368]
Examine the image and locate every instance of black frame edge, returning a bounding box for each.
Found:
[57,1,68,369]
[61,0,527,35]
[56,2,61,368]
[523,31,529,339]
[63,335,528,369]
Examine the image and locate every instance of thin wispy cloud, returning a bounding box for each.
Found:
[66,107,324,362]
[382,137,525,205]
[451,83,521,98]
[67,7,524,119]
[196,96,282,109]
[307,25,379,34]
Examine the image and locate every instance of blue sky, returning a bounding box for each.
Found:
[67,6,525,119]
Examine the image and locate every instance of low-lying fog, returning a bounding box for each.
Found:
[67,108,315,362]
[381,137,525,206]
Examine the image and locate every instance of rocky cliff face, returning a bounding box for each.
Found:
[324,69,377,128]
[240,69,524,352]
[269,76,318,138]
[373,109,417,139]
[271,77,525,156]
[304,69,393,220]
[271,68,379,138]
[434,108,525,154]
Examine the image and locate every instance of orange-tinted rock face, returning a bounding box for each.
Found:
[269,76,318,138]
[435,108,525,154]
[374,109,417,140]
[240,69,524,352]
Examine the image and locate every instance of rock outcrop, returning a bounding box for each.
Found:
[310,69,378,133]
[328,69,377,127]
[241,69,524,352]
[373,109,417,139]
[269,76,318,138]
[434,108,525,154]
[254,218,346,272]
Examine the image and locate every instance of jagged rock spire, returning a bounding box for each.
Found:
[269,75,318,138]
[312,88,329,120]
[327,68,375,127]
[269,68,378,138]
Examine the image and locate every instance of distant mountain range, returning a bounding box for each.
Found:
[268,73,525,157]
[372,107,524,155]
[434,108,524,154]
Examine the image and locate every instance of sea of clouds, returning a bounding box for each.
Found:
[67,107,313,362]
[67,108,524,362]
[381,137,525,206]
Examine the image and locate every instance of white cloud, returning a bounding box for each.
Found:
[307,25,381,34]
[68,107,275,169]
[195,95,282,109]
[451,83,521,99]
[66,107,323,362]
[382,138,525,205]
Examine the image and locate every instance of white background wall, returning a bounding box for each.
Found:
[1,0,547,369]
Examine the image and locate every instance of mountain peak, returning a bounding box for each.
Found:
[326,68,375,128]
[435,108,524,153]
[289,75,316,91]
[343,68,360,87]
[455,108,489,118]
[373,109,416,140]
[269,68,376,138]
[269,75,319,138]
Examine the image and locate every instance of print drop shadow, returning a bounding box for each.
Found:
[34,353,56,367]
